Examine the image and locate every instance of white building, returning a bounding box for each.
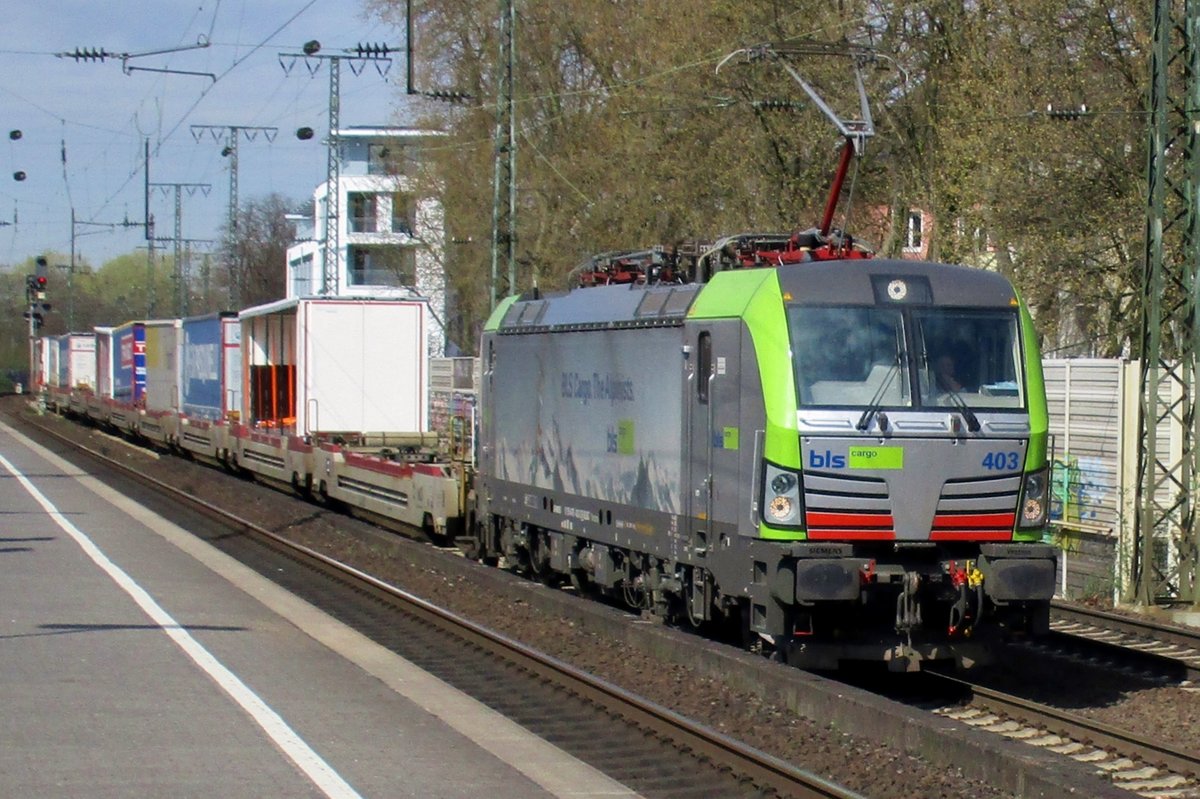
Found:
[286,126,447,358]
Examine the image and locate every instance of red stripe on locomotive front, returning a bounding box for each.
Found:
[805,511,895,528]
[930,530,1014,541]
[932,513,1016,529]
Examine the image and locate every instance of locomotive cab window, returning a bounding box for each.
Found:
[914,310,1024,409]
[791,306,909,407]
[789,304,1025,410]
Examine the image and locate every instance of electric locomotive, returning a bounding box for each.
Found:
[468,234,1055,671]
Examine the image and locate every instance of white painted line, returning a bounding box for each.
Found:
[3,418,643,799]
[0,448,363,799]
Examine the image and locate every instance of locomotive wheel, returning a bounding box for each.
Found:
[528,530,555,584]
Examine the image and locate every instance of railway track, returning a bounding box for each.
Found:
[1049,601,1200,683]
[926,671,1200,798]
[15,409,864,799]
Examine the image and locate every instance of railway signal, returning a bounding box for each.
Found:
[22,308,44,331]
[25,275,47,302]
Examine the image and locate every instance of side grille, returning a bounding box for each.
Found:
[804,472,894,540]
[931,474,1021,540]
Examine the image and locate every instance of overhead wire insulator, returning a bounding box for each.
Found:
[752,99,805,112]
[67,47,114,62]
[1044,103,1091,120]
[356,43,391,58]
[424,90,473,104]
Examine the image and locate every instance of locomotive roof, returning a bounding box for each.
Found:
[495,258,1018,334]
[776,258,1018,308]
[497,283,703,332]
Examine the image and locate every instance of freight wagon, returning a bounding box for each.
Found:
[176,312,242,465]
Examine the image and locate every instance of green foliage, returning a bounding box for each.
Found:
[373,0,1149,355]
[1,3,1153,363]
[0,252,173,380]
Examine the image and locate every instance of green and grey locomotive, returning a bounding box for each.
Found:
[470,237,1055,670]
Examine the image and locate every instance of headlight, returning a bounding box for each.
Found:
[1017,466,1049,529]
[763,462,803,527]
[768,495,794,520]
[771,472,796,494]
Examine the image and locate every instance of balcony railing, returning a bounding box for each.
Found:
[349,268,412,287]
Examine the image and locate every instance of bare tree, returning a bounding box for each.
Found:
[218,194,296,310]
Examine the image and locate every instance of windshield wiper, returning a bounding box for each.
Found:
[942,387,981,432]
[856,363,900,431]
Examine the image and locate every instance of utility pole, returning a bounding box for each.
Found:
[191,124,278,308]
[69,208,140,329]
[144,137,159,317]
[279,41,397,297]
[149,181,212,316]
[1134,0,1200,608]
[490,0,516,311]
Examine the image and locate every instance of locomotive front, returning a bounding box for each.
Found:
[754,259,1056,669]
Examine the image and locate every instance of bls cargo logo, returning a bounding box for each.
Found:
[809,446,904,470]
[808,450,846,469]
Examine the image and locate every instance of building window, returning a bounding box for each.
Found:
[905,210,923,251]
[392,194,414,235]
[289,254,315,297]
[348,193,377,233]
[349,246,416,287]
[369,142,418,176]
[367,144,391,176]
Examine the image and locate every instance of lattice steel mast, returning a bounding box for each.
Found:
[149,181,212,316]
[490,0,516,311]
[1134,0,1200,607]
[191,125,278,308]
[279,42,395,296]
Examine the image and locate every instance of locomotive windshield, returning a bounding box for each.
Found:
[789,305,1024,410]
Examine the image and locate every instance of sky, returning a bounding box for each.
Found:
[0,0,422,270]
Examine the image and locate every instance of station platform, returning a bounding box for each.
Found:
[0,419,639,799]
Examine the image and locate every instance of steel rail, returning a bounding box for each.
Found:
[928,672,1200,780]
[1052,600,1200,651]
[1050,600,1200,681]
